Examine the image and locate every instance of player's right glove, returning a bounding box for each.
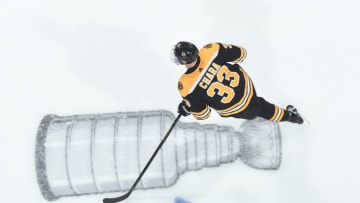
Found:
[178,101,191,117]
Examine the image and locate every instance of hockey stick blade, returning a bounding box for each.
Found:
[103,192,131,203]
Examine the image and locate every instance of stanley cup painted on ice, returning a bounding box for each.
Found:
[35,110,281,201]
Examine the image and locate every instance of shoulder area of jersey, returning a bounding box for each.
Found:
[202,42,220,49]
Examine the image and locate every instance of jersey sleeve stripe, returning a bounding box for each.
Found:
[270,106,285,122]
[192,106,211,120]
[270,105,279,121]
[234,46,247,63]
[275,108,285,122]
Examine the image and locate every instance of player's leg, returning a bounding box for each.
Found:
[256,97,303,124]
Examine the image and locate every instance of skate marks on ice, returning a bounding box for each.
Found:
[35,110,282,201]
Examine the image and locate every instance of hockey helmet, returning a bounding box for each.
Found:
[172,41,199,65]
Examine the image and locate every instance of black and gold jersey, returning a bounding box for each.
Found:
[178,42,253,120]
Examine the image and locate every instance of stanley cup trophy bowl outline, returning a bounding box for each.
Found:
[35,110,281,201]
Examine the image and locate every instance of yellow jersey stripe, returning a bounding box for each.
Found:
[192,106,211,120]
[270,106,285,122]
[270,105,279,121]
[234,46,247,63]
[194,112,211,120]
[275,108,285,122]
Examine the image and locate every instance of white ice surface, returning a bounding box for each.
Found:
[1,0,360,203]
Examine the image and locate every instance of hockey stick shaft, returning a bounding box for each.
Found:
[103,113,182,203]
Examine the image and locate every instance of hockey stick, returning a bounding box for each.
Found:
[102,113,182,203]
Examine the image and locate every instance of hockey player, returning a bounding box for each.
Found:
[172,41,303,124]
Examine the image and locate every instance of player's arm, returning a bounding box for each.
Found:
[217,43,247,63]
[181,96,211,120]
[177,77,211,120]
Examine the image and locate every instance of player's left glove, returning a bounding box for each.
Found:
[178,101,191,117]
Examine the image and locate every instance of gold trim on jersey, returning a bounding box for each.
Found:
[216,68,254,117]
[234,46,247,63]
[188,51,219,95]
[192,105,211,120]
[270,105,285,122]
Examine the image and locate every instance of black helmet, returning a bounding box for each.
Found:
[172,41,199,65]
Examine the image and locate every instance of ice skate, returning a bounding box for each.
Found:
[286,105,304,124]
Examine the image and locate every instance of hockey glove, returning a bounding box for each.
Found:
[178,101,191,117]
